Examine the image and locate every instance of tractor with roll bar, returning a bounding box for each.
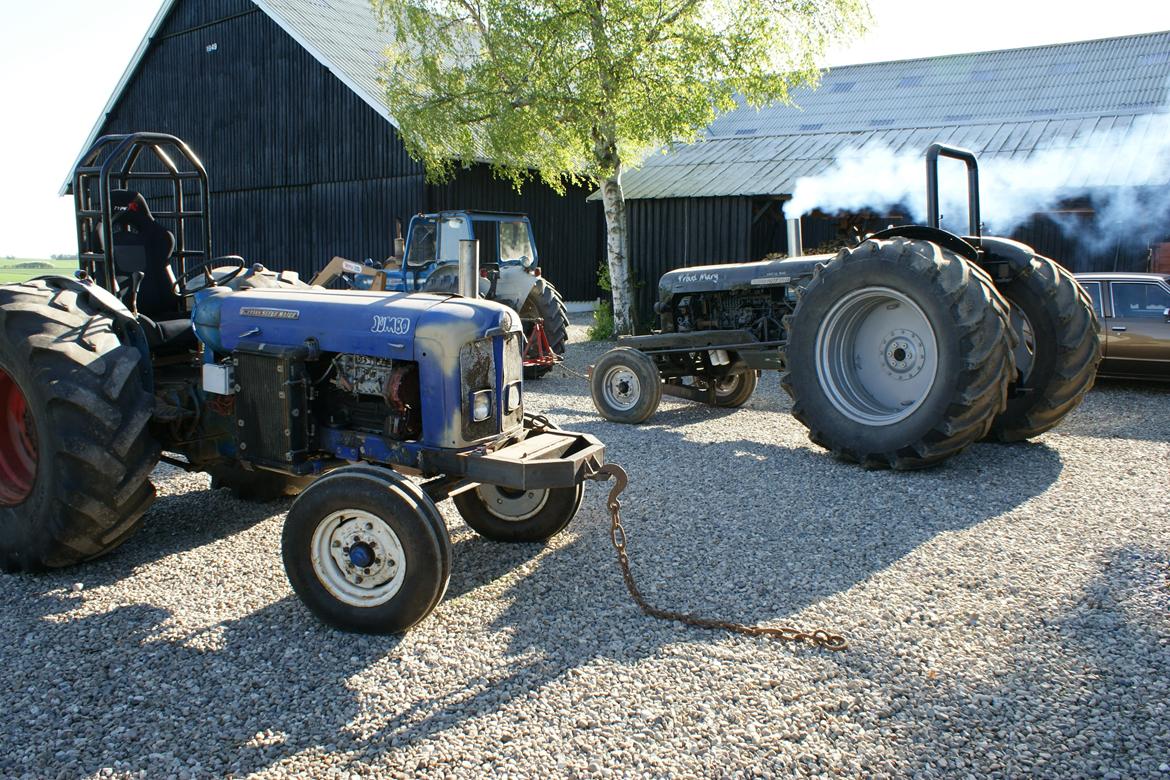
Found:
[590,144,1101,469]
[0,132,606,633]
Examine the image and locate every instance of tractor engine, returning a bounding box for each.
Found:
[323,354,421,440]
[190,285,524,472]
[672,291,791,342]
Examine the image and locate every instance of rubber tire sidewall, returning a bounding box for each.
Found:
[712,370,758,408]
[453,482,583,542]
[590,347,663,424]
[282,469,451,634]
[786,257,969,459]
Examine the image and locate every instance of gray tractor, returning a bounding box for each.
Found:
[590,144,1100,469]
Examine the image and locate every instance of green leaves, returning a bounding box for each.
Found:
[372,0,868,185]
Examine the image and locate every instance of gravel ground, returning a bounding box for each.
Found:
[2,314,1168,779]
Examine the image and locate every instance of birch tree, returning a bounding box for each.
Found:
[374,0,868,334]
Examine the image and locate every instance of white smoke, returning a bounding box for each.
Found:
[783,111,1170,254]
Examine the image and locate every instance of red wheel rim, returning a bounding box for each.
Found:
[0,367,37,506]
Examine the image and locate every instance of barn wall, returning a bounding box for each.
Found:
[93,0,603,299]
[627,196,752,323]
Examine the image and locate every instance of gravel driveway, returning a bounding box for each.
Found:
[2,318,1168,778]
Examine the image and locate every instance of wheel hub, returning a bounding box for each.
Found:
[880,329,927,379]
[0,367,37,506]
[603,366,640,411]
[312,510,406,606]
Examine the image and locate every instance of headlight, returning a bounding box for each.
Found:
[504,381,522,412]
[471,390,493,422]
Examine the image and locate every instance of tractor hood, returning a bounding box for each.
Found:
[194,288,520,360]
[657,255,833,299]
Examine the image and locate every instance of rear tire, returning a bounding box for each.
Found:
[0,280,159,571]
[520,278,570,380]
[782,238,1013,470]
[282,466,451,634]
[590,347,663,424]
[983,252,1100,441]
[453,483,583,542]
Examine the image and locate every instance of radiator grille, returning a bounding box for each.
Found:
[234,353,310,467]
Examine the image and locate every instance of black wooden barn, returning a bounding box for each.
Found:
[66,0,605,301]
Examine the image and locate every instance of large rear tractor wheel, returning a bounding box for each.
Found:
[982,251,1100,441]
[520,278,570,380]
[282,465,452,634]
[590,347,663,424]
[0,280,159,571]
[782,237,1014,470]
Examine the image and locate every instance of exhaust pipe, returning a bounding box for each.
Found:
[458,239,479,299]
[786,218,803,257]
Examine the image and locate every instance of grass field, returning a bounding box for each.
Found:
[0,258,78,284]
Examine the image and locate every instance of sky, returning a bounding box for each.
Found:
[3,0,1170,257]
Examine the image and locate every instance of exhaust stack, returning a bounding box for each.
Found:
[786,218,803,257]
[459,239,479,299]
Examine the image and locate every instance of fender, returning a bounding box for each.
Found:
[868,225,981,264]
[35,274,154,390]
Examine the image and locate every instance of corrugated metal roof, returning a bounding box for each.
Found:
[620,30,1170,200]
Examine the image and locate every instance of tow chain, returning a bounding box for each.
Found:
[586,464,848,652]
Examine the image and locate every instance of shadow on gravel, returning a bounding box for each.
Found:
[890,545,1170,777]
[322,426,1067,754]
[56,477,293,590]
[0,589,395,777]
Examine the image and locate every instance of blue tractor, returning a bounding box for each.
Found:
[326,210,571,379]
[0,133,605,633]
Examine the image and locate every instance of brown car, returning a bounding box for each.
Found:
[1074,272,1170,380]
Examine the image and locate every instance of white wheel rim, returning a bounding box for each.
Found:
[474,484,550,522]
[815,287,939,426]
[310,509,406,607]
[602,365,641,411]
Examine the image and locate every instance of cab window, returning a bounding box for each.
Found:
[1081,281,1103,317]
[405,221,436,267]
[499,221,534,264]
[437,217,467,262]
[1111,282,1170,319]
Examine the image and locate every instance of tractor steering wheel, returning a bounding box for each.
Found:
[175,256,247,297]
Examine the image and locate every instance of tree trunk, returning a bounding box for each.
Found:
[600,169,634,335]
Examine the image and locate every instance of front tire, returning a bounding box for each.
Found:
[590,347,663,423]
[520,278,570,379]
[453,483,584,542]
[982,251,1100,441]
[282,466,452,634]
[782,238,1013,470]
[0,280,159,571]
[709,370,758,408]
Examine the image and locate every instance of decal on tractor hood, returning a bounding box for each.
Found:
[240,307,300,320]
[678,272,720,284]
[371,315,411,335]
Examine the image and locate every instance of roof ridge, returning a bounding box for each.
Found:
[822,28,1170,71]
